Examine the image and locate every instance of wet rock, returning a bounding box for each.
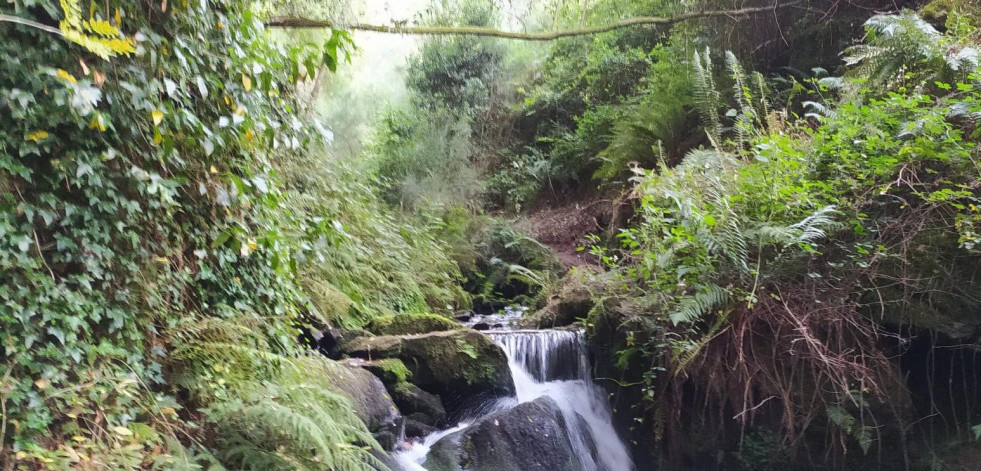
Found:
[391,382,446,425]
[366,313,460,336]
[424,397,579,471]
[472,322,490,331]
[454,312,473,323]
[319,328,373,359]
[374,430,400,453]
[341,330,515,414]
[404,416,435,439]
[332,362,403,451]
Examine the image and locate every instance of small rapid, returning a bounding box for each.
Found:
[395,312,634,471]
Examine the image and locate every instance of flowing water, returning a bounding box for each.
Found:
[395,311,634,471]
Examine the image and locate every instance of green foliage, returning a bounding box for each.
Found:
[278,151,469,326]
[0,0,386,468]
[585,13,981,460]
[845,11,979,88]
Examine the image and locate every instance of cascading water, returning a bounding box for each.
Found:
[395,312,634,471]
[490,329,634,471]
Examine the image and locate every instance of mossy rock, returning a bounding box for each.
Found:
[519,271,599,329]
[341,330,515,413]
[365,313,460,336]
[363,358,413,384]
[921,0,981,27]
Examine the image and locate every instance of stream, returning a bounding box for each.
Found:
[394,309,634,471]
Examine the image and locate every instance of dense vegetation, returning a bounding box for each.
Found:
[5,0,981,470]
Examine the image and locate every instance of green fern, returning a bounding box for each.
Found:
[844,11,978,86]
[669,283,729,325]
[167,316,382,471]
[693,48,724,145]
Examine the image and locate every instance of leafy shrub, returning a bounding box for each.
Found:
[0,0,381,467]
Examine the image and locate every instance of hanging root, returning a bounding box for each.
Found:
[667,277,908,463]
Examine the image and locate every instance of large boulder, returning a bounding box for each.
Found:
[341,329,515,413]
[332,362,403,451]
[424,397,580,471]
[365,313,460,336]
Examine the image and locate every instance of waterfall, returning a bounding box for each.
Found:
[490,330,634,471]
[395,324,634,471]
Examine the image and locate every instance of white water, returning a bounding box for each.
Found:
[491,330,634,471]
[395,423,470,471]
[395,326,634,471]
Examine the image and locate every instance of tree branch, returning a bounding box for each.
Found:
[265,2,803,41]
[0,14,65,36]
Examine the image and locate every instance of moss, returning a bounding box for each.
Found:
[921,0,981,27]
[373,358,412,383]
[365,313,460,336]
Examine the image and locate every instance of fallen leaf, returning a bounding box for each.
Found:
[34,378,49,389]
[78,59,90,76]
[242,73,252,91]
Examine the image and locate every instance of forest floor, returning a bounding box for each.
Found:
[513,191,626,271]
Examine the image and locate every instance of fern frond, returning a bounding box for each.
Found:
[669,284,728,325]
[693,48,723,144]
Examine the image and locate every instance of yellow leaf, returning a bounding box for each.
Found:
[72,435,86,443]
[242,74,252,91]
[88,115,106,132]
[224,96,231,106]
[245,130,253,141]
[151,110,164,126]
[34,378,49,389]
[15,451,26,460]
[113,426,133,436]
[26,130,49,142]
[247,239,258,250]
[56,69,77,84]
[154,257,168,264]
[115,9,121,26]
[160,407,177,416]
[209,165,218,174]
[218,19,224,30]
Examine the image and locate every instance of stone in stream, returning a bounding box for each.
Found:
[340,329,515,414]
[331,362,403,452]
[390,381,447,426]
[423,396,580,471]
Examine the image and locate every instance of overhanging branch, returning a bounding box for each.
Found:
[265,2,803,41]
